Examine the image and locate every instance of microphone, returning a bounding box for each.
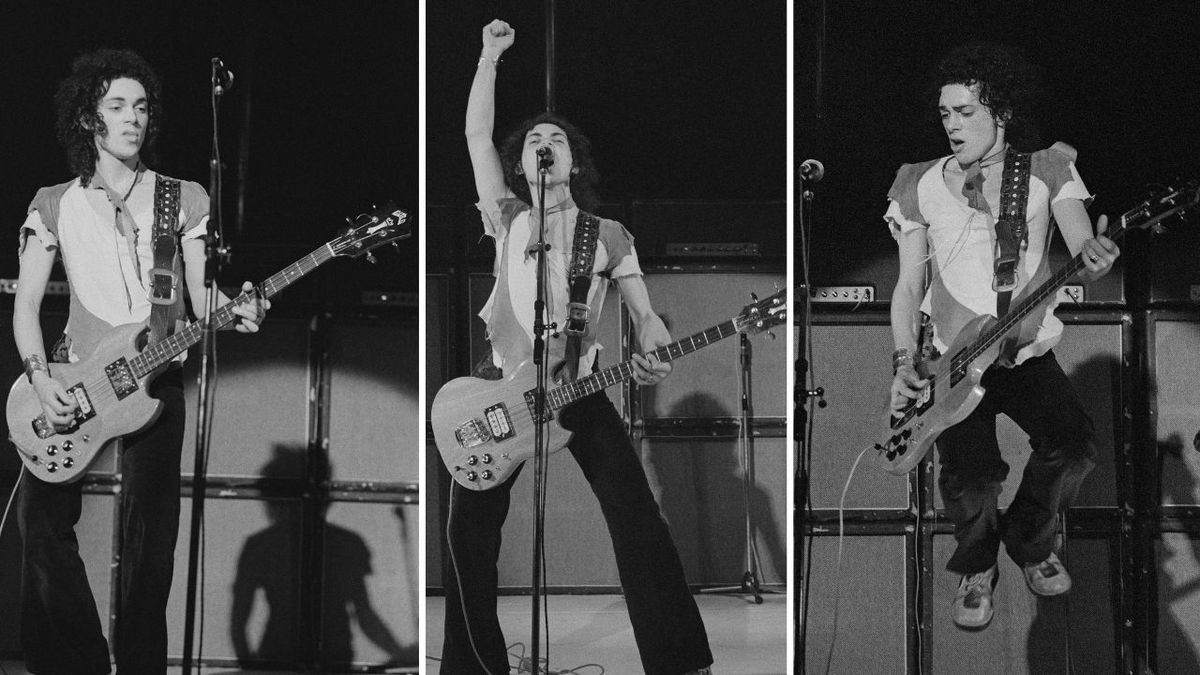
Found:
[800,158,824,183]
[211,57,235,95]
[536,145,554,169]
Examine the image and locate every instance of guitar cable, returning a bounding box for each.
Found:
[445,477,500,675]
[821,443,873,675]
[0,467,25,547]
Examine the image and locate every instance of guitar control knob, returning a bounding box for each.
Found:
[62,441,73,452]
[482,454,493,464]
[63,457,74,468]
[46,445,58,456]
[47,462,58,473]
[901,428,912,439]
[466,471,478,482]
[481,470,494,480]
[466,455,479,466]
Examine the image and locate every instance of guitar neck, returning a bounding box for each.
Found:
[954,219,1134,369]
[129,243,337,376]
[546,318,741,410]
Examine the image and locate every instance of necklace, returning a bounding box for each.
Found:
[976,145,1008,170]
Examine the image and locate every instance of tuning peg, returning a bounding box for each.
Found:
[391,241,401,251]
[365,251,377,264]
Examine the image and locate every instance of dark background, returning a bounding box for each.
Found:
[0,0,418,309]
[796,0,1200,302]
[426,1,787,221]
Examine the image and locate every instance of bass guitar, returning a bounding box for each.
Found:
[878,180,1199,475]
[7,204,410,484]
[432,288,787,491]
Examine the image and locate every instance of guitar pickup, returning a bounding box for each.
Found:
[33,383,95,439]
[483,403,515,441]
[105,358,138,400]
[454,404,515,449]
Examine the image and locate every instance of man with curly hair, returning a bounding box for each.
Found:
[884,43,1121,630]
[439,19,713,675]
[14,49,265,673]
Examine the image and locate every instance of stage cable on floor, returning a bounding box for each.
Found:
[510,642,605,674]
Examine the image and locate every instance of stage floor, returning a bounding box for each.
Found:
[425,592,788,674]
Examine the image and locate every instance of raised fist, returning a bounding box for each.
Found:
[482,19,515,56]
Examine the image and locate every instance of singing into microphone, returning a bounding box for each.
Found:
[536,144,554,169]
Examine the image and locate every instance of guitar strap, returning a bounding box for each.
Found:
[148,177,183,345]
[992,148,1032,317]
[560,210,601,382]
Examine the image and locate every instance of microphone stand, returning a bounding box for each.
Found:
[182,58,232,675]
[701,332,772,603]
[795,168,826,672]
[529,157,553,673]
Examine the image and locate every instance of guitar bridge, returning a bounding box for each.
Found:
[891,383,935,429]
[454,419,492,448]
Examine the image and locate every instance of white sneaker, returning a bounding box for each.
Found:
[1023,551,1072,596]
[953,565,998,630]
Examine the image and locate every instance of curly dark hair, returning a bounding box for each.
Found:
[55,49,162,182]
[929,43,1043,151]
[498,112,601,212]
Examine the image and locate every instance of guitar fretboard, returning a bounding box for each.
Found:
[950,215,1141,377]
[128,243,336,377]
[545,318,741,410]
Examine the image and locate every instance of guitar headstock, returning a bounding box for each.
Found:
[734,288,788,335]
[330,203,412,259]
[1119,179,1200,234]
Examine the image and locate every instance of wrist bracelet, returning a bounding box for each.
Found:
[477,55,500,68]
[892,348,914,374]
[23,354,48,384]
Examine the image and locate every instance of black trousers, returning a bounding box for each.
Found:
[17,369,185,675]
[936,351,1097,575]
[441,392,713,675]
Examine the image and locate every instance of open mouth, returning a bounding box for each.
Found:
[950,139,965,150]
